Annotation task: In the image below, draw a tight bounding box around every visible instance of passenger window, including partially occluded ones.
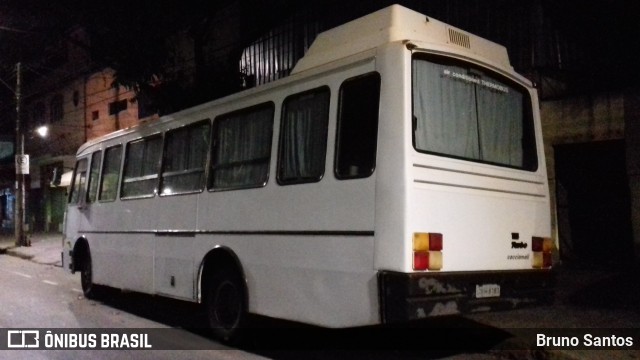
[99,145,122,202]
[122,135,162,198]
[69,159,88,205]
[335,73,381,179]
[277,87,330,185]
[210,103,274,191]
[161,120,210,195]
[87,151,102,203]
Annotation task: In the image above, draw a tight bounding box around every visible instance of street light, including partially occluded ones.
[36,125,49,138]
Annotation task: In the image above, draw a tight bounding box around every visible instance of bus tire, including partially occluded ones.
[80,250,103,300]
[205,267,247,344]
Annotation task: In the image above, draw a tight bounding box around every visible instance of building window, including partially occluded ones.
[277,87,330,185]
[137,93,156,119]
[50,94,63,123]
[109,99,128,116]
[92,111,99,121]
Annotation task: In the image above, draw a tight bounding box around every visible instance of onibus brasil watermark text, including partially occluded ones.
[5,329,151,350]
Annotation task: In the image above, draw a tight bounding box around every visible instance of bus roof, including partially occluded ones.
[76,4,514,155]
[291,4,512,74]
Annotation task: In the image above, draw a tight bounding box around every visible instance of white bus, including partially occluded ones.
[63,5,554,341]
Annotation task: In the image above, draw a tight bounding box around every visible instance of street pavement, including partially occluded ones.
[1,232,639,359]
[0,231,62,267]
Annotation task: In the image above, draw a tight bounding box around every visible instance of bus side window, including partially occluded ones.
[335,72,381,179]
[210,103,274,191]
[99,145,122,202]
[87,151,102,203]
[161,120,211,195]
[277,87,330,185]
[122,135,163,199]
[69,159,88,205]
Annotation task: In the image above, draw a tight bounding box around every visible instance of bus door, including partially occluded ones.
[63,156,89,270]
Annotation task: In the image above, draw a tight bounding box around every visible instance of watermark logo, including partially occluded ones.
[7,330,39,348]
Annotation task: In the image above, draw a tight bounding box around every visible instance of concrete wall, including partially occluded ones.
[540,92,637,258]
[624,90,640,259]
[85,69,158,140]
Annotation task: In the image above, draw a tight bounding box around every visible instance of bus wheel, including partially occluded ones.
[206,268,247,343]
[80,251,102,299]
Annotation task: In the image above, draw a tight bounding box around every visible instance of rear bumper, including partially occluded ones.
[378,269,555,323]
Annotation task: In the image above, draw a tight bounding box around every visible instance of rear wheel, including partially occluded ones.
[206,268,247,343]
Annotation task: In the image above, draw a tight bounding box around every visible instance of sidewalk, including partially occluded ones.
[0,233,638,359]
[0,231,63,267]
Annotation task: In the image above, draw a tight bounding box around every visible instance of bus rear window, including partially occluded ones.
[412,54,537,171]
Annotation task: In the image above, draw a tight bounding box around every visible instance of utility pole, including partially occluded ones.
[15,62,29,247]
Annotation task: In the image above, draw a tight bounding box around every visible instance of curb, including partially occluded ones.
[4,247,36,261]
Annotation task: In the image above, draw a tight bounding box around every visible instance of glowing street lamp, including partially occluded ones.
[36,125,49,138]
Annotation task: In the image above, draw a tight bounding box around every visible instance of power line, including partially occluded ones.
[0,76,15,95]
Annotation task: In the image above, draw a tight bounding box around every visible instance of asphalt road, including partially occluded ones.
[0,254,505,360]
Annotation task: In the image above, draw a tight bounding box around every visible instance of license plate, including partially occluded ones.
[475,284,500,298]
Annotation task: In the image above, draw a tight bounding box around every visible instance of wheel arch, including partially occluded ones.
[197,245,248,307]
[71,236,90,273]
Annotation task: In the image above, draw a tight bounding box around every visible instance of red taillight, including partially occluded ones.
[428,233,443,251]
[532,237,553,269]
[413,233,443,271]
[414,251,429,270]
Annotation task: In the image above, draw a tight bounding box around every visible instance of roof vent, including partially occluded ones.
[448,28,470,48]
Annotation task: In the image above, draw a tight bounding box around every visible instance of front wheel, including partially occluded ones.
[206,268,247,343]
[80,251,103,299]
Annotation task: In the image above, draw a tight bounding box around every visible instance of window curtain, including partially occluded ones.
[213,106,273,189]
[99,146,121,201]
[162,122,209,194]
[122,136,161,197]
[413,60,479,159]
[413,59,525,168]
[280,90,329,182]
[476,84,523,167]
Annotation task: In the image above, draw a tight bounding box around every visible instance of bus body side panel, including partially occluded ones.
[193,233,378,327]
[90,198,157,294]
[372,42,412,273]
[153,195,198,299]
[194,60,380,328]
[195,178,379,327]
